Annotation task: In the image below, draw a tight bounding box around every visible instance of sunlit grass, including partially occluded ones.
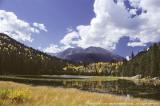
[0,81,159,106]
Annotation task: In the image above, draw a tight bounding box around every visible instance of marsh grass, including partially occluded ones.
[0,81,160,106]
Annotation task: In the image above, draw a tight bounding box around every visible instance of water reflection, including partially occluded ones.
[62,79,160,100]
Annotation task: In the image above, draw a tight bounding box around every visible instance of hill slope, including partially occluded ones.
[0,33,68,75]
[56,47,124,63]
[119,43,160,77]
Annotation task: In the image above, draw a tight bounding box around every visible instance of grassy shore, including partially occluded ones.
[0,75,120,82]
[1,75,159,87]
[0,81,159,106]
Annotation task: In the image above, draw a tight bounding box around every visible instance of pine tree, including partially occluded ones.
[151,43,159,77]
[131,51,134,59]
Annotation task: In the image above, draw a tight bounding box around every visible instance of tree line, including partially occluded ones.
[119,43,160,77]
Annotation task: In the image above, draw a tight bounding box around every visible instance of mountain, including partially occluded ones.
[119,43,160,77]
[0,33,69,75]
[56,46,124,63]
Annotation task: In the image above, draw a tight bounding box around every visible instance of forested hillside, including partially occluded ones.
[0,33,124,75]
[0,33,68,75]
[119,43,160,77]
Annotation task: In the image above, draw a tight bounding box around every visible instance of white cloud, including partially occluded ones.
[0,10,47,42]
[126,56,130,61]
[66,27,73,33]
[43,31,79,53]
[43,0,160,53]
[43,44,69,53]
[58,0,160,51]
[33,22,48,32]
[127,42,146,47]
[60,31,80,47]
[43,44,62,53]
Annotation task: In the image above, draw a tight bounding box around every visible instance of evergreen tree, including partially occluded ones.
[151,43,159,77]
[131,51,134,59]
[119,43,160,77]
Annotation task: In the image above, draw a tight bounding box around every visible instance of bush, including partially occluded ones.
[0,88,31,104]
[9,88,31,103]
[0,89,11,99]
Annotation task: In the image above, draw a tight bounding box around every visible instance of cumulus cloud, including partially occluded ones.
[66,27,73,33]
[43,44,62,53]
[43,30,80,53]
[33,22,48,32]
[60,31,80,47]
[43,0,160,53]
[57,0,160,52]
[0,10,47,42]
[43,44,69,53]
[127,42,146,47]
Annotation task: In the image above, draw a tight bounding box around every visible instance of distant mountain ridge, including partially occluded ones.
[55,46,125,63]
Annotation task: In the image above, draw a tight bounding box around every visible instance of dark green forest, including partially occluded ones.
[119,43,160,77]
[0,33,69,75]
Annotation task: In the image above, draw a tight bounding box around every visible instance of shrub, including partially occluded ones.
[0,88,31,104]
[9,88,31,103]
[0,89,11,99]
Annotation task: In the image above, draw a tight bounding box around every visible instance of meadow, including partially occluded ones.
[0,81,160,106]
[0,75,160,106]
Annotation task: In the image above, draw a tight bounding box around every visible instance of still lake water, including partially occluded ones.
[62,79,160,100]
[1,75,160,100]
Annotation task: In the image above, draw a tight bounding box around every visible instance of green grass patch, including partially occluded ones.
[0,75,121,81]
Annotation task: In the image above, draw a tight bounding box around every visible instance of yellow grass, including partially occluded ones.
[0,81,159,106]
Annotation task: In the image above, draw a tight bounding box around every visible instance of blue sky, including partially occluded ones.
[0,0,160,57]
[0,0,94,48]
